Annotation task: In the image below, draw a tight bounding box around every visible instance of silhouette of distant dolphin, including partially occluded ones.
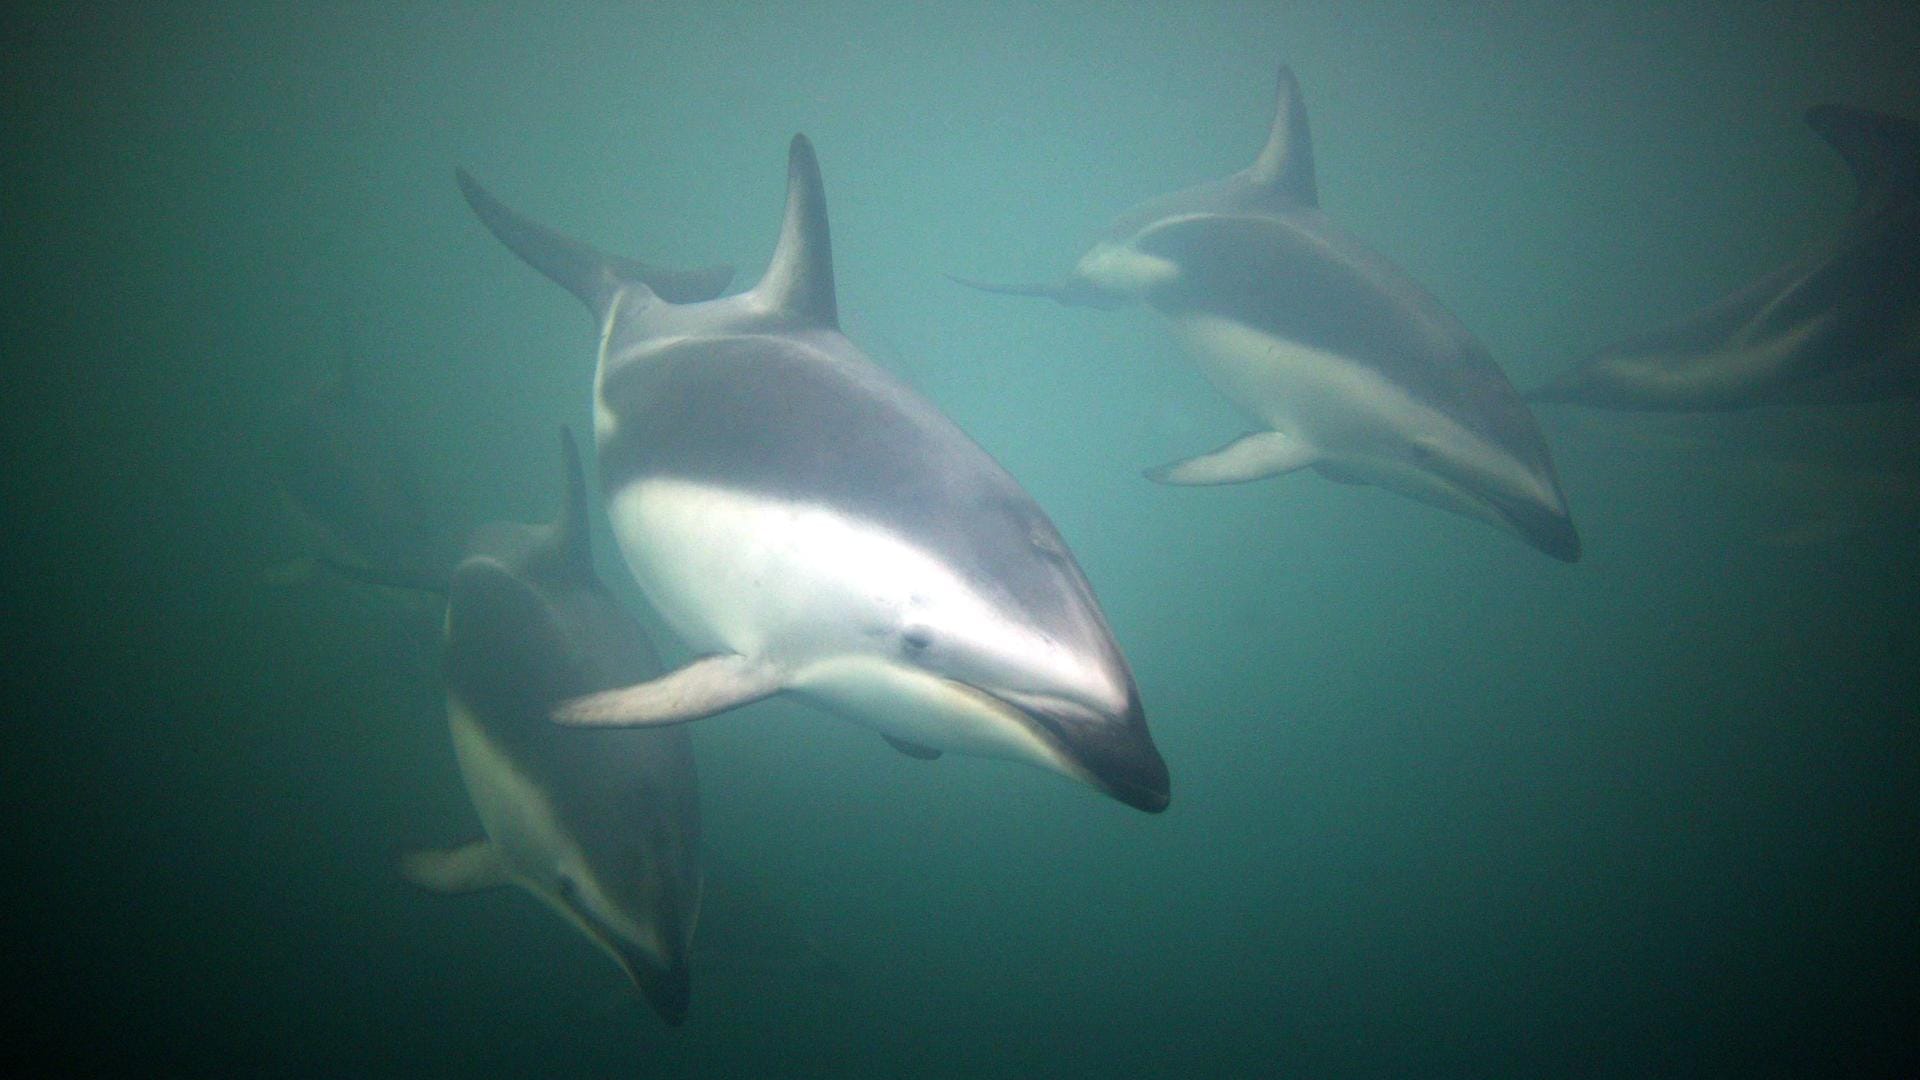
[957,66,1579,561]
[1530,104,1920,412]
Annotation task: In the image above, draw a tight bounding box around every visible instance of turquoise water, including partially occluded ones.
[6,2,1917,1075]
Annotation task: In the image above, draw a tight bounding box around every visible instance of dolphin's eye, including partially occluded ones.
[902,628,933,652]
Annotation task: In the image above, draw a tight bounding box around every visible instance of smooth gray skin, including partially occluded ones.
[958,66,1580,562]
[456,136,1169,812]
[403,431,702,1026]
[1530,105,1920,412]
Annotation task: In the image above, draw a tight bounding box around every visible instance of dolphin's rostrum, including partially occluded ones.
[458,136,1170,812]
[959,66,1581,562]
[1530,103,1920,412]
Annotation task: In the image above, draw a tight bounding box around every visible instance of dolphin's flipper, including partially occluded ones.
[881,734,943,760]
[1146,430,1318,486]
[554,653,783,727]
[399,840,511,894]
[455,169,733,312]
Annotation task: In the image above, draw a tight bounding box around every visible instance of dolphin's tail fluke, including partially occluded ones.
[455,169,734,315]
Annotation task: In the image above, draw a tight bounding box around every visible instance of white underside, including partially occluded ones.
[1076,234,1562,528]
[446,697,664,966]
[603,477,1086,774]
[1173,312,1558,528]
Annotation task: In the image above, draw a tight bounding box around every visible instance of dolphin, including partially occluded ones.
[956,66,1580,562]
[400,430,703,1026]
[269,354,463,593]
[1529,104,1920,412]
[456,136,1169,812]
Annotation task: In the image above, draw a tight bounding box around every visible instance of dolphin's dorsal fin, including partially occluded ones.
[751,135,839,328]
[1248,66,1318,207]
[456,169,734,318]
[553,426,594,581]
[1806,104,1920,215]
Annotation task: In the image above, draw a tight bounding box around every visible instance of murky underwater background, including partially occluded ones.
[5,2,1918,1075]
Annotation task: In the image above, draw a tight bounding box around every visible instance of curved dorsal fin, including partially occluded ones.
[1806,104,1920,215]
[553,426,594,580]
[1248,65,1318,208]
[751,135,839,327]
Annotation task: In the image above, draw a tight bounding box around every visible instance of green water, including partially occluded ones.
[6,2,1917,1075]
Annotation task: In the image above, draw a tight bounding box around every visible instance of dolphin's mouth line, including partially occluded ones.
[961,683,1171,813]
[556,877,691,1023]
[1482,488,1581,562]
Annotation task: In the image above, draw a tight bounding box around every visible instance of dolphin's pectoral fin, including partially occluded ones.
[398,839,510,894]
[554,653,782,727]
[881,733,943,760]
[1145,430,1318,486]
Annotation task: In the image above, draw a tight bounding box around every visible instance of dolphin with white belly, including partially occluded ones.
[401,430,702,1025]
[1529,104,1920,412]
[457,136,1169,812]
[956,66,1580,561]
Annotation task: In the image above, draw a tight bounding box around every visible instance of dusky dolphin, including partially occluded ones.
[269,355,462,592]
[456,135,1170,812]
[401,430,703,1025]
[1529,104,1920,412]
[956,66,1580,562]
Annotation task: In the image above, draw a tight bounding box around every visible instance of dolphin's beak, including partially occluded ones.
[1495,494,1582,563]
[562,878,695,1026]
[995,689,1172,813]
[636,952,692,1027]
